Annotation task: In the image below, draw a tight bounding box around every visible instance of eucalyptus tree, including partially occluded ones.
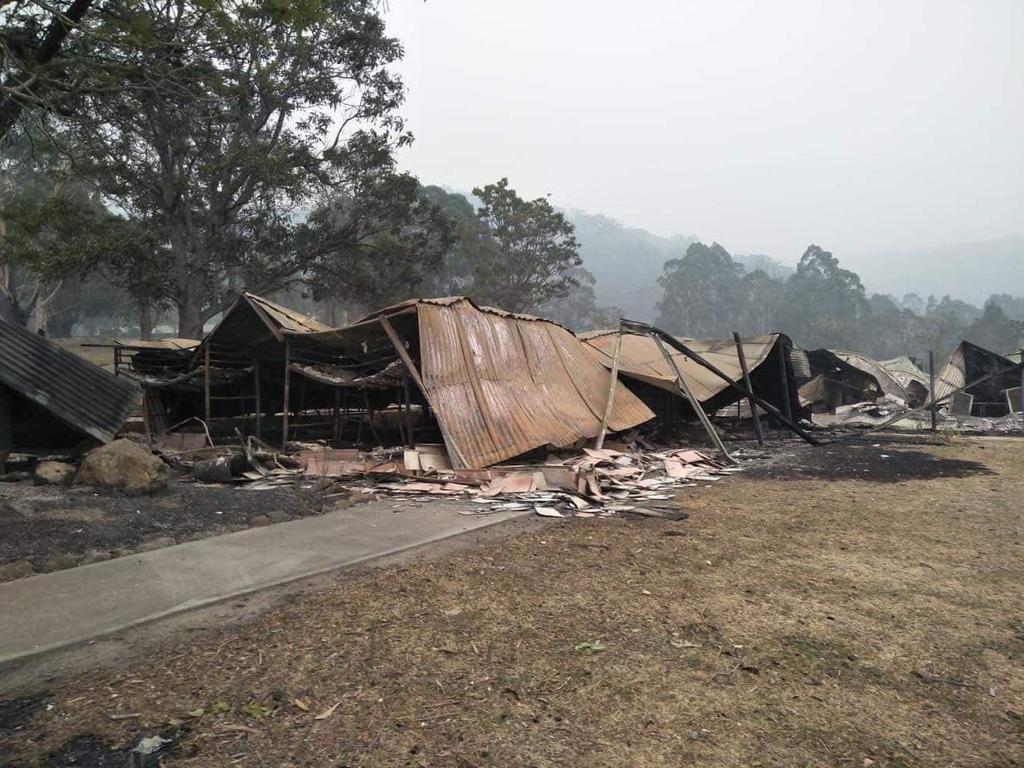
[468,177,581,313]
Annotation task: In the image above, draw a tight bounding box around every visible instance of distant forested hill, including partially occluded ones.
[565,211,696,321]
[565,211,796,321]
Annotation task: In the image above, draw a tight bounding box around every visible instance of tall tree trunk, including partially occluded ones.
[139,304,154,340]
[32,298,47,336]
[177,296,204,339]
[0,265,31,326]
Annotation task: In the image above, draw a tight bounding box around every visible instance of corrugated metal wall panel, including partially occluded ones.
[933,345,967,403]
[0,318,139,444]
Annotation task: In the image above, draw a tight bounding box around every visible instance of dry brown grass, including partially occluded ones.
[3,436,1023,767]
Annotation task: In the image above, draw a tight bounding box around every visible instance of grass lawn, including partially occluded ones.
[3,436,1022,767]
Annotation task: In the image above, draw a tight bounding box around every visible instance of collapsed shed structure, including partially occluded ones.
[933,341,1022,417]
[291,297,655,468]
[877,355,930,405]
[119,294,654,468]
[0,317,139,460]
[116,292,331,438]
[581,330,804,423]
[800,349,891,412]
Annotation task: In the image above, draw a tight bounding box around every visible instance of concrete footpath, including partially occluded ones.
[0,502,527,666]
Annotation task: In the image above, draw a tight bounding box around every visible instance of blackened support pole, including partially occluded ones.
[281,338,291,450]
[928,350,937,431]
[332,387,340,446]
[733,331,764,446]
[403,380,414,447]
[253,356,262,439]
[0,387,11,472]
[777,344,793,422]
[203,343,211,433]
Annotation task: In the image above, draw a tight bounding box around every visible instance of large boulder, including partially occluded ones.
[34,460,77,486]
[77,439,168,495]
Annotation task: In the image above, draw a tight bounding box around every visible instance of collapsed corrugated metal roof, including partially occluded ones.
[880,355,929,391]
[202,292,330,350]
[296,297,654,468]
[833,351,910,402]
[111,338,201,351]
[0,317,139,444]
[581,331,784,404]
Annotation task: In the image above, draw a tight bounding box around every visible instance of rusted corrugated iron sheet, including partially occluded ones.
[582,330,783,404]
[417,300,653,468]
[246,293,331,334]
[933,344,967,403]
[0,317,139,444]
[112,338,200,351]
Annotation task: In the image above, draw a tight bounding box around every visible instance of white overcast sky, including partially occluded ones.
[384,0,1023,266]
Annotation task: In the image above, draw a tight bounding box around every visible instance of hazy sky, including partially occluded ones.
[385,0,1023,266]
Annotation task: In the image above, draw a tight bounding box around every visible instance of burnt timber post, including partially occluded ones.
[733,331,764,445]
[253,356,262,439]
[203,343,212,432]
[0,386,11,471]
[281,337,291,450]
[332,386,341,446]
[928,350,937,431]
[403,380,414,447]
[777,344,793,422]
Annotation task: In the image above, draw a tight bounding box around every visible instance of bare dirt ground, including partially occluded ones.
[2,434,1022,767]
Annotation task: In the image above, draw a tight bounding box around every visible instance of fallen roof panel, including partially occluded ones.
[0,317,139,444]
[582,330,783,404]
[833,350,908,401]
[110,338,201,351]
[417,300,653,468]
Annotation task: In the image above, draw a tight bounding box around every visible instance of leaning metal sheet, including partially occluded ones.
[417,301,653,468]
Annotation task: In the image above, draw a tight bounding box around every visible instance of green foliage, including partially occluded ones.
[43,0,409,337]
[418,185,496,297]
[655,242,745,337]
[777,245,868,348]
[300,170,455,314]
[469,178,582,312]
[651,238,1024,361]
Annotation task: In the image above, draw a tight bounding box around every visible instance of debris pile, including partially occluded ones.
[295,441,740,518]
[832,395,907,423]
[820,398,1023,434]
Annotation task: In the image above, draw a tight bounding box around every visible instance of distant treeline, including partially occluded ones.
[650,241,1024,361]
